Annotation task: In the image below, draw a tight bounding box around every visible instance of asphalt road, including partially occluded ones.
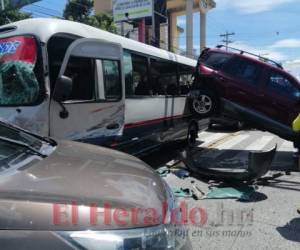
[142,127,300,250]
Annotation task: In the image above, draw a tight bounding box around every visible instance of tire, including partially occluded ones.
[236,121,245,130]
[189,89,218,118]
[187,122,198,148]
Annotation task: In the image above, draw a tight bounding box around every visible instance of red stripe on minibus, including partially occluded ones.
[124,115,186,129]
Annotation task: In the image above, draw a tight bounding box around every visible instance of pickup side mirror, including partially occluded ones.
[53,76,73,103]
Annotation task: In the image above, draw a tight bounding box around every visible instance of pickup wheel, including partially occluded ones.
[190,90,218,118]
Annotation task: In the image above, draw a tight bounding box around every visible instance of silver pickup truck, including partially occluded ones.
[0,120,191,250]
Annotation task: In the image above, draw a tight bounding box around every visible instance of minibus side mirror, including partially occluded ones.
[53,76,73,103]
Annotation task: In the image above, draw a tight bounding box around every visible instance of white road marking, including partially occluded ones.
[198,132,229,146]
[217,135,249,150]
[202,134,249,159]
[278,140,296,152]
[244,136,275,151]
[193,130,295,170]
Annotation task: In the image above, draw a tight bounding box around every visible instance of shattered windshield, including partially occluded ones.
[0,36,42,106]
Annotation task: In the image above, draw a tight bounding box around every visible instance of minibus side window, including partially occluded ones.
[47,35,77,93]
[131,54,151,96]
[178,64,194,95]
[64,56,96,101]
[150,59,178,96]
[102,60,121,100]
[123,51,134,96]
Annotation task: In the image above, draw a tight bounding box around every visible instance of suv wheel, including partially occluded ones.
[190,90,217,118]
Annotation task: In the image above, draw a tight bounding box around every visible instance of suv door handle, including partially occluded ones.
[106,123,120,130]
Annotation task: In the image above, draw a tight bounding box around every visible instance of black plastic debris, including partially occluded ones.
[180,146,277,183]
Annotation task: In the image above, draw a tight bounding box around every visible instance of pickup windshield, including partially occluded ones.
[0,122,50,171]
[0,35,42,106]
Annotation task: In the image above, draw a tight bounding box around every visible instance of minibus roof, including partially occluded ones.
[0,18,196,67]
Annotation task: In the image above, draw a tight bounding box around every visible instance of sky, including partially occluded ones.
[22,0,300,68]
[177,0,300,65]
[22,0,67,18]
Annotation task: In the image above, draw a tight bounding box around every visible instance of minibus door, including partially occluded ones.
[49,38,125,145]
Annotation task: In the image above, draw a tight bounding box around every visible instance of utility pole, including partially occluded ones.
[186,0,193,58]
[220,32,235,50]
[152,0,156,46]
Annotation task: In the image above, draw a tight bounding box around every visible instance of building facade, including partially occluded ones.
[94,0,215,58]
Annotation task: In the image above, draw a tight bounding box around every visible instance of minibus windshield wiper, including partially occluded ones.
[0,136,47,158]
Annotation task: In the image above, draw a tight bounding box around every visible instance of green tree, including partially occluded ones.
[85,13,117,33]
[63,0,116,33]
[63,0,93,22]
[0,0,31,26]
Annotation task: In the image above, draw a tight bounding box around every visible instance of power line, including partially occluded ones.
[26,8,62,18]
[220,31,235,50]
[31,4,63,16]
[43,0,92,10]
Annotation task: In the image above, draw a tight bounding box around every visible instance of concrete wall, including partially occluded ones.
[94,0,112,14]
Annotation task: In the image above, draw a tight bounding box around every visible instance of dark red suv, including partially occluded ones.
[191,45,300,147]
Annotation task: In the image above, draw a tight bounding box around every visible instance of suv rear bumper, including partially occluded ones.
[221,98,298,143]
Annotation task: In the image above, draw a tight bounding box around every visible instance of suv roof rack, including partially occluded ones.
[216,45,283,69]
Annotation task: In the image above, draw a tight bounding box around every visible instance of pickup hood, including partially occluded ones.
[0,141,168,230]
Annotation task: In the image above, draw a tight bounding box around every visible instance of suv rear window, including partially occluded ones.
[200,51,233,70]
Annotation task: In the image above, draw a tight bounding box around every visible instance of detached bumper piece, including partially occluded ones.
[180,146,277,183]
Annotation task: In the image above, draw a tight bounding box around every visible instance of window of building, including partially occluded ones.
[267,71,300,98]
[151,59,178,95]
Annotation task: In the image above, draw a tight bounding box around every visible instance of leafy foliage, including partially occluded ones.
[85,13,117,33]
[63,0,117,33]
[0,0,31,26]
[63,0,93,22]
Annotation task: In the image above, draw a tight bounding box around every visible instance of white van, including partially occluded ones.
[0,18,202,155]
